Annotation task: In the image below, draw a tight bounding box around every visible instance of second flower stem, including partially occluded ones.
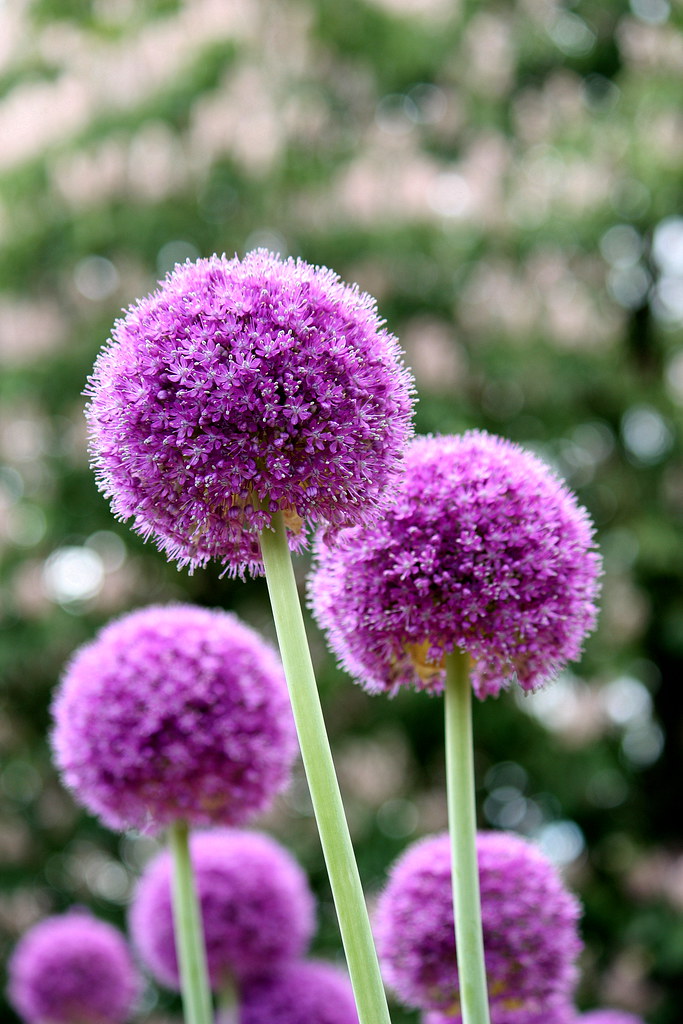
[218,978,239,1024]
[168,819,213,1024]
[259,511,391,1024]
[444,650,491,1024]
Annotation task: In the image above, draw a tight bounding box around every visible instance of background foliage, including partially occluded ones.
[1,0,682,1021]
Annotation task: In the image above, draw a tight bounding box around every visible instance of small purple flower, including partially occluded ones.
[239,960,360,1024]
[374,830,582,1022]
[129,829,315,990]
[309,431,601,698]
[51,604,296,833]
[7,911,140,1024]
[577,1013,646,1024]
[85,250,414,576]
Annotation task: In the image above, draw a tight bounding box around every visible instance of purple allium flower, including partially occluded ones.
[374,830,582,1023]
[7,911,140,1024]
[423,1004,577,1024]
[85,250,415,576]
[577,1013,646,1024]
[239,960,359,1024]
[51,604,296,833]
[309,431,601,698]
[129,829,315,990]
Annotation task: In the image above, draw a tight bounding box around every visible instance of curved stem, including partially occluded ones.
[168,819,213,1024]
[259,512,391,1024]
[444,650,491,1024]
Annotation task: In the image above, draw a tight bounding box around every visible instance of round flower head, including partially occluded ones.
[7,911,140,1024]
[310,431,601,698]
[85,250,414,576]
[578,1014,646,1024]
[374,830,582,1022]
[239,960,359,1024]
[129,828,315,990]
[51,604,296,833]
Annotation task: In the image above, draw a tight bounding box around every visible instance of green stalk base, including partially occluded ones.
[259,511,391,1024]
[169,820,213,1024]
[218,978,239,1024]
[444,651,491,1024]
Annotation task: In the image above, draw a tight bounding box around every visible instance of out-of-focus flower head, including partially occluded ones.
[7,911,140,1024]
[310,431,601,698]
[239,960,359,1024]
[85,250,415,576]
[374,830,583,1022]
[577,1013,646,1024]
[423,1005,576,1024]
[129,829,315,990]
[51,604,296,833]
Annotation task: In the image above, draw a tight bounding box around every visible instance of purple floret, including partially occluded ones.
[374,830,583,1022]
[85,249,415,576]
[51,604,296,833]
[309,431,601,698]
[239,960,359,1024]
[7,911,140,1024]
[578,1013,646,1024]
[129,829,315,990]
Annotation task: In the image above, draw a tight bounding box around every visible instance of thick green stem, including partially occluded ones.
[444,650,491,1024]
[259,512,391,1024]
[168,820,213,1024]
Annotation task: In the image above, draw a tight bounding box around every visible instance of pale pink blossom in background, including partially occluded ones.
[462,12,516,97]
[627,852,683,913]
[599,948,661,1019]
[0,299,68,365]
[599,574,651,646]
[401,317,466,392]
[366,0,456,22]
[617,17,683,70]
[0,0,256,172]
[641,111,683,167]
[336,138,442,224]
[0,76,91,171]
[51,138,131,210]
[189,67,284,174]
[0,3,25,73]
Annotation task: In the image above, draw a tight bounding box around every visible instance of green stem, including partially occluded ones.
[444,650,491,1024]
[168,820,213,1024]
[218,977,239,1024]
[259,511,391,1024]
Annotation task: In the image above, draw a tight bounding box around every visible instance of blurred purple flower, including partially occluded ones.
[7,911,140,1024]
[129,829,315,990]
[577,1013,646,1024]
[51,604,296,832]
[374,830,582,1022]
[309,431,601,698]
[424,1005,576,1024]
[85,250,414,576]
[239,960,359,1024]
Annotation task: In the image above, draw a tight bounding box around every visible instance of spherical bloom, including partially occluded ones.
[577,1013,646,1024]
[309,431,601,698]
[7,911,140,1024]
[374,830,582,1023]
[85,249,415,576]
[129,829,315,990]
[239,960,359,1024]
[51,604,296,833]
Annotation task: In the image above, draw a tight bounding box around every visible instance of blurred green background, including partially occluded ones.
[1,0,682,1021]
